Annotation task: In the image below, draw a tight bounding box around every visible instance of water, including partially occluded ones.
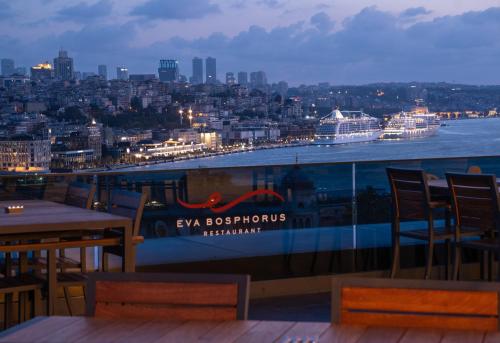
[130,118,500,171]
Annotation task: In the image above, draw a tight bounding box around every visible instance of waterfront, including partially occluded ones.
[130,118,500,171]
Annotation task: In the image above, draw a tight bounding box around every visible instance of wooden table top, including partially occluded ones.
[0,200,132,234]
[0,317,497,343]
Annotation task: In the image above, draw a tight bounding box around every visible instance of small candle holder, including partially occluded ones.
[5,205,24,214]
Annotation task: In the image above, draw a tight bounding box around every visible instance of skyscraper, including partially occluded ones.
[237,72,248,85]
[116,67,129,80]
[53,50,74,81]
[98,65,107,80]
[226,72,235,85]
[158,59,179,82]
[205,57,216,84]
[192,57,203,84]
[1,59,15,76]
[250,71,267,89]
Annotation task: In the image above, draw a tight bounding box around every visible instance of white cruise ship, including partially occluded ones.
[383,108,440,139]
[314,110,382,145]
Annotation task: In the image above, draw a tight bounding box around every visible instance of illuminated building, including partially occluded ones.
[0,138,51,172]
[205,57,216,84]
[158,59,179,82]
[30,62,53,81]
[237,71,248,85]
[53,50,74,81]
[116,66,129,80]
[1,59,15,76]
[191,57,203,84]
[98,65,107,80]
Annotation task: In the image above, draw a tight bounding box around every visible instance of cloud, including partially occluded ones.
[310,12,334,32]
[400,7,432,18]
[0,0,13,19]
[4,6,500,85]
[56,0,113,23]
[257,0,285,9]
[131,0,220,20]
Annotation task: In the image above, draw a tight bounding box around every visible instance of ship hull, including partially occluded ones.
[314,130,382,145]
[382,126,439,140]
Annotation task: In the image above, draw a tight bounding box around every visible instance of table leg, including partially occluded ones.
[122,224,134,273]
[47,249,57,316]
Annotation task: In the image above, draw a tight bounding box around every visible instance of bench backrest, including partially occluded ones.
[86,272,250,321]
[332,277,500,331]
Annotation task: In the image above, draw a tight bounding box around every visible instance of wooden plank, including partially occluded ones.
[72,319,149,343]
[399,329,443,343]
[0,317,79,342]
[484,332,500,343]
[277,322,330,342]
[199,320,259,343]
[232,321,296,343]
[440,330,486,343]
[342,287,498,316]
[356,327,406,343]
[95,280,238,305]
[38,318,124,343]
[95,303,237,321]
[153,321,220,342]
[319,324,366,343]
[106,320,184,343]
[341,311,497,331]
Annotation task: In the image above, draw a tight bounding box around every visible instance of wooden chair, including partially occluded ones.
[387,168,452,279]
[86,272,250,320]
[101,190,147,272]
[446,173,500,280]
[0,243,46,330]
[332,277,500,331]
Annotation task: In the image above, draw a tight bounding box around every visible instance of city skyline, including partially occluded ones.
[1,1,500,85]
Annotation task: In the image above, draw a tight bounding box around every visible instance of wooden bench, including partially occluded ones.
[332,277,500,331]
[86,272,250,321]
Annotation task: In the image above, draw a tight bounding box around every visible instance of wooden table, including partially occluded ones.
[0,200,133,315]
[0,317,497,342]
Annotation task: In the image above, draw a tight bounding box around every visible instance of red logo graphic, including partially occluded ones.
[177,189,284,214]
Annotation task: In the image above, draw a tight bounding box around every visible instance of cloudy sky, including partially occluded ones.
[2,0,500,85]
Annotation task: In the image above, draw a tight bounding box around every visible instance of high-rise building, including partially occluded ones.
[116,66,129,80]
[250,71,267,89]
[98,65,107,80]
[30,62,53,81]
[14,67,27,76]
[158,59,179,82]
[53,50,74,81]
[237,71,248,85]
[1,59,15,76]
[192,57,203,84]
[226,72,235,85]
[205,57,216,84]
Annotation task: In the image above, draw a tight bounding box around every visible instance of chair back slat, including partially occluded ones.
[387,168,430,220]
[86,272,250,320]
[109,190,147,236]
[446,173,500,232]
[65,182,96,209]
[333,278,500,331]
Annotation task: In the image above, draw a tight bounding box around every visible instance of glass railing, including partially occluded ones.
[2,154,500,280]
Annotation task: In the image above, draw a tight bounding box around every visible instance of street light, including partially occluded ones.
[188,114,193,127]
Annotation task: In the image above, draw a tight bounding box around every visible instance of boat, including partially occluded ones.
[314,110,382,145]
[383,107,440,139]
